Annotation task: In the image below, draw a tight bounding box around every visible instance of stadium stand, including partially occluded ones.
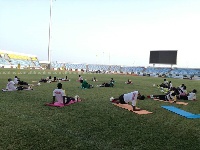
[0,57,10,66]
[0,50,41,69]
[31,57,41,68]
[87,64,110,72]
[170,68,200,75]
[110,65,121,72]
[51,62,63,69]
[120,66,145,74]
[143,67,172,77]
[1,50,200,80]
[66,63,87,71]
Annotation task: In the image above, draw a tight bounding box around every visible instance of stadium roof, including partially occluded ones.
[0,50,37,57]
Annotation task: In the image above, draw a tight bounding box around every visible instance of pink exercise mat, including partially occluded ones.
[45,100,81,107]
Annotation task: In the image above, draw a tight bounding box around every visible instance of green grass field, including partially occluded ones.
[0,68,200,150]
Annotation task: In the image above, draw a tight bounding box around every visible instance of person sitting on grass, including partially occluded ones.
[51,77,58,82]
[178,89,197,101]
[110,78,115,87]
[159,78,169,88]
[178,85,187,97]
[168,81,173,89]
[125,79,132,84]
[110,77,115,84]
[78,75,83,83]
[13,76,20,84]
[92,77,98,82]
[80,79,93,89]
[52,83,80,105]
[110,91,145,111]
[179,84,185,90]
[3,78,18,91]
[2,78,33,91]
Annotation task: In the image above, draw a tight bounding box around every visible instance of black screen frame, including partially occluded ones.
[149,50,177,65]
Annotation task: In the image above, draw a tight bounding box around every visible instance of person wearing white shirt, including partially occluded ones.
[52,83,80,104]
[163,79,169,86]
[179,89,197,100]
[52,83,66,104]
[13,76,19,84]
[110,91,145,111]
[2,78,33,91]
[168,81,173,89]
[6,78,17,91]
[159,79,169,88]
[179,84,185,91]
[148,89,178,103]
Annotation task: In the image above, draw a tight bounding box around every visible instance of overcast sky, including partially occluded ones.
[0,0,200,68]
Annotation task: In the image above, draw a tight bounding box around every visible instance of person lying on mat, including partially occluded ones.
[58,76,70,81]
[149,92,177,102]
[39,76,51,83]
[17,80,33,90]
[148,88,178,103]
[52,83,80,105]
[110,91,145,111]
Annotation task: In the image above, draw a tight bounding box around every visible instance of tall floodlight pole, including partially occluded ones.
[47,0,53,69]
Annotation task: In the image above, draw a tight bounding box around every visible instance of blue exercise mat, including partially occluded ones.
[162,106,200,119]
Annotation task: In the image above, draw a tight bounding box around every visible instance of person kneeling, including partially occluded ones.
[81,80,93,89]
[110,91,145,111]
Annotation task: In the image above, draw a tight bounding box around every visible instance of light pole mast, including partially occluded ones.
[47,0,52,69]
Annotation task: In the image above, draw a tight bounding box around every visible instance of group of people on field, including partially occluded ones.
[151,79,197,102]
[2,76,33,91]
[2,75,197,112]
[39,76,70,83]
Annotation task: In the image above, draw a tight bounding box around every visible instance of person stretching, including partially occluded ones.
[110,91,145,111]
